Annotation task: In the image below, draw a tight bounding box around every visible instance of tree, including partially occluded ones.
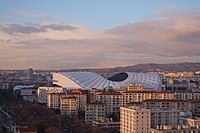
[45,126,62,133]
[1,126,8,133]
[37,125,45,133]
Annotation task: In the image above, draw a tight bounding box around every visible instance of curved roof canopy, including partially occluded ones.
[54,72,161,90]
[13,85,37,91]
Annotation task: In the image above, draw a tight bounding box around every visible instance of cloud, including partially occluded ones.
[0,23,77,35]
[1,10,34,17]
[106,10,200,57]
[41,24,77,31]
[0,10,200,69]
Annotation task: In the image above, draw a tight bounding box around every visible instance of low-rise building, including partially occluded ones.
[13,85,38,102]
[151,125,200,133]
[180,117,200,128]
[92,117,120,129]
[38,87,63,103]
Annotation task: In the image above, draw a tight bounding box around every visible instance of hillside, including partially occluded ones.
[34,62,200,74]
[74,62,200,73]
[104,62,200,73]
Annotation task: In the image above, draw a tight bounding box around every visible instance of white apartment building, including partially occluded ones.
[47,92,67,109]
[85,102,106,124]
[60,97,78,117]
[120,106,151,133]
[96,93,122,116]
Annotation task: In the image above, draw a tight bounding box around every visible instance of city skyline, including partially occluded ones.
[0,1,200,69]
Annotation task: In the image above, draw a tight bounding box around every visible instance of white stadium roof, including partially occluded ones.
[53,72,161,90]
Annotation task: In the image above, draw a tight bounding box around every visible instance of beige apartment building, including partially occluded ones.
[96,93,122,116]
[67,92,87,112]
[85,102,106,124]
[60,97,78,117]
[128,84,143,91]
[120,106,151,133]
[122,91,174,106]
[47,92,67,109]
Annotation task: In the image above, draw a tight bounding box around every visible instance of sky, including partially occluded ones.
[0,0,200,69]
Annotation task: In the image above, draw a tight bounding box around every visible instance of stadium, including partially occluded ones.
[53,72,161,90]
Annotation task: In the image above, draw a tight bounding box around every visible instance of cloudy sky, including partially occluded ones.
[0,0,200,69]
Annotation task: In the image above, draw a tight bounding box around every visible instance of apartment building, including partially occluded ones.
[143,99,200,117]
[122,91,174,107]
[143,99,189,112]
[60,97,78,117]
[67,92,87,112]
[96,93,122,116]
[128,84,143,91]
[189,100,200,117]
[151,109,180,129]
[85,102,106,124]
[47,92,67,109]
[174,92,200,100]
[151,125,200,133]
[120,106,151,133]
[89,90,104,102]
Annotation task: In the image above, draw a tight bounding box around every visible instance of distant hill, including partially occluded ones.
[32,62,200,74]
[102,62,200,73]
[57,62,200,74]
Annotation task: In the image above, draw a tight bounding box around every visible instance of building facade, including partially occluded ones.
[120,106,151,133]
[60,97,78,117]
[47,92,67,109]
[96,93,122,116]
[85,103,106,124]
[122,91,174,107]
[38,87,63,103]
